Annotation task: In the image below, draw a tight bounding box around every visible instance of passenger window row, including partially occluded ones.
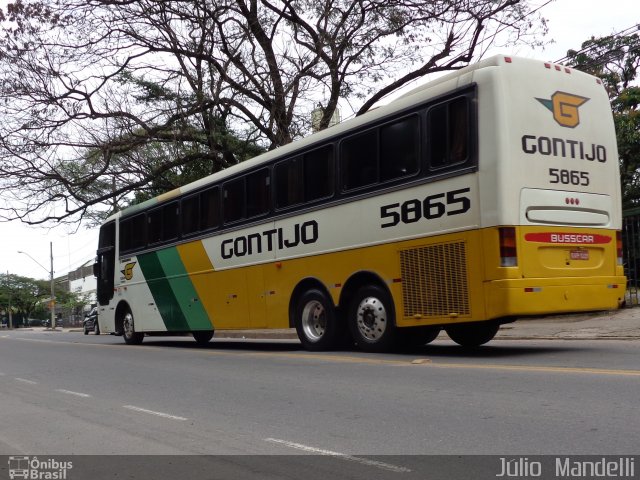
[119,93,474,254]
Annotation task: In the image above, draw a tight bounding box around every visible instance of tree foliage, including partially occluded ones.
[564,31,640,208]
[0,0,547,225]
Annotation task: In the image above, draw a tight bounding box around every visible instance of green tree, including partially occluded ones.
[0,273,76,326]
[563,31,640,208]
[0,0,548,225]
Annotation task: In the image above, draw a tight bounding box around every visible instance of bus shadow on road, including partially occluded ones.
[136,336,593,359]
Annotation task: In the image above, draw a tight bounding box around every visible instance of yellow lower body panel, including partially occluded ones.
[485,276,627,319]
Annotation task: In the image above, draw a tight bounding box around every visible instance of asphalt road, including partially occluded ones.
[0,330,638,477]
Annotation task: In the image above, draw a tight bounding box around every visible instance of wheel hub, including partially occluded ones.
[301,300,326,342]
[356,296,387,341]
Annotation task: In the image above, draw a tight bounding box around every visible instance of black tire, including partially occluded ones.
[122,310,144,345]
[293,288,343,351]
[83,325,89,335]
[193,331,214,346]
[445,322,499,347]
[396,326,441,349]
[94,321,100,335]
[348,285,397,353]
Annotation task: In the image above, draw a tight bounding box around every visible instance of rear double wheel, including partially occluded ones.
[294,289,345,351]
[348,285,397,353]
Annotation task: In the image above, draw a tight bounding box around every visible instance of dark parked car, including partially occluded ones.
[83,307,100,335]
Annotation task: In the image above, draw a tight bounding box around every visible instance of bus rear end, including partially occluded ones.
[479,57,626,321]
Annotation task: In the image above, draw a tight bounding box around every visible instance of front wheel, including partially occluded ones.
[94,321,100,335]
[348,285,396,353]
[122,311,144,345]
[193,331,214,346]
[293,289,344,351]
[445,322,499,347]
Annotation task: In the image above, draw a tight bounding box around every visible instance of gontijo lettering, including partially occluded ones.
[221,220,318,259]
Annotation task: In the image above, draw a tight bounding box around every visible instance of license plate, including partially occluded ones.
[570,250,589,260]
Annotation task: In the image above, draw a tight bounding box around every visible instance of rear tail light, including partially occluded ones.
[499,227,517,267]
[616,231,623,265]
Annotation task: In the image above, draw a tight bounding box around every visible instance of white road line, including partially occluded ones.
[14,378,38,385]
[264,438,411,473]
[122,405,188,421]
[55,389,92,398]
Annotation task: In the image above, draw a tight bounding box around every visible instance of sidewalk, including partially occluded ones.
[16,307,640,340]
[214,308,640,341]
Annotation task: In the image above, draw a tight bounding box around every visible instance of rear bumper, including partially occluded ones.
[485,276,627,319]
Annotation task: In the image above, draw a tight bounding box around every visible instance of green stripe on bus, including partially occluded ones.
[155,248,213,331]
[137,251,191,331]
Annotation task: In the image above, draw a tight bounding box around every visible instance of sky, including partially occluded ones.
[1,0,638,281]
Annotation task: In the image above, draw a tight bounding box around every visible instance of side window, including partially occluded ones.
[147,202,179,244]
[181,194,200,236]
[428,97,469,169]
[147,208,163,245]
[304,146,333,202]
[380,115,419,182]
[341,130,377,191]
[120,213,146,253]
[275,157,303,209]
[200,187,220,231]
[246,168,271,218]
[162,202,179,241]
[223,178,245,224]
[275,147,333,210]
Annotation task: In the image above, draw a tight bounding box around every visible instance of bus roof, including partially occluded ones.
[108,54,595,222]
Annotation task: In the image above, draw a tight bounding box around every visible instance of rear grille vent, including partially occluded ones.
[399,242,470,317]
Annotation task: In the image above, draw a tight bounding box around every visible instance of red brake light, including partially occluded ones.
[499,227,517,267]
[617,231,623,266]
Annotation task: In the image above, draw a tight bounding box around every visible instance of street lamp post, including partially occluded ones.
[17,241,56,330]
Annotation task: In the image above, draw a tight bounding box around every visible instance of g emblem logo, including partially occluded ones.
[536,91,589,128]
[121,262,136,281]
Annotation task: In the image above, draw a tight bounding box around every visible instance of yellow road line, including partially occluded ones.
[4,335,640,377]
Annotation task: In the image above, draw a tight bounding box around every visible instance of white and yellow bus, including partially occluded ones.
[94,55,626,352]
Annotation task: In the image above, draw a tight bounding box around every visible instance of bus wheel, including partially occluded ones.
[396,326,440,349]
[122,311,144,345]
[445,322,499,347]
[348,285,396,353]
[294,289,341,351]
[193,331,214,346]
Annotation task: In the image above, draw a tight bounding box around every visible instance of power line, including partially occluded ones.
[554,24,640,64]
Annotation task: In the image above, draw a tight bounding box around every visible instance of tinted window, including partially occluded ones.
[181,194,200,236]
[275,157,303,209]
[120,214,146,253]
[429,97,469,169]
[162,202,179,241]
[223,178,245,224]
[147,208,163,244]
[304,146,333,202]
[380,116,419,182]
[341,130,377,190]
[246,169,270,218]
[200,187,220,230]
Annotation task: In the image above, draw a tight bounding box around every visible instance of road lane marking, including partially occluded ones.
[56,389,92,398]
[264,438,411,473]
[15,378,38,385]
[122,405,188,421]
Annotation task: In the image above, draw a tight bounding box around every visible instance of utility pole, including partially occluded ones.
[50,242,56,331]
[7,270,12,329]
